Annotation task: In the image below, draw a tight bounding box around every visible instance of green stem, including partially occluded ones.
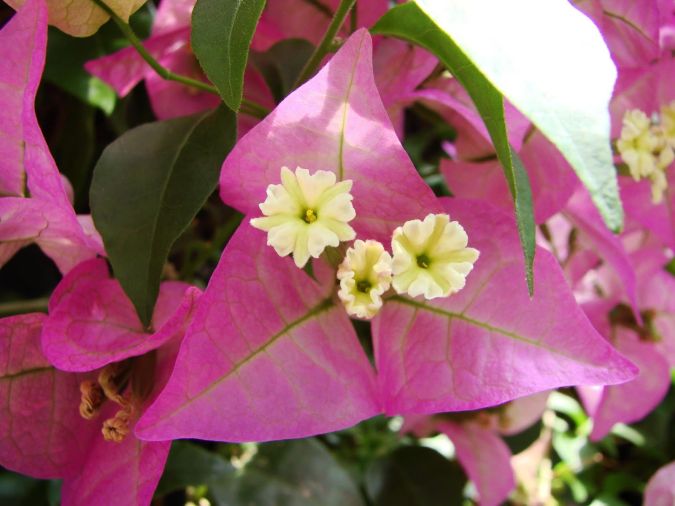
[0,298,49,317]
[292,0,356,89]
[241,98,270,119]
[90,0,269,119]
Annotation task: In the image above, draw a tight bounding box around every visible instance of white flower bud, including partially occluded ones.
[337,240,392,319]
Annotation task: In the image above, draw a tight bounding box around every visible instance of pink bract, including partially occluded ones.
[373,198,637,415]
[564,189,640,318]
[441,130,578,224]
[41,257,200,372]
[255,0,388,49]
[135,223,380,442]
[645,460,675,506]
[0,313,179,506]
[439,421,516,506]
[0,0,102,272]
[220,29,441,244]
[576,0,661,69]
[0,313,93,478]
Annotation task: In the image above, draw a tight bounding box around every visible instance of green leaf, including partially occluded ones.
[210,439,365,506]
[250,39,315,103]
[365,446,466,506]
[155,442,234,497]
[376,0,623,232]
[44,28,116,114]
[191,0,266,110]
[90,106,237,326]
[373,3,536,293]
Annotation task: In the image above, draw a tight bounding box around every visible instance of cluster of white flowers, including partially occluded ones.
[617,102,675,204]
[252,167,479,319]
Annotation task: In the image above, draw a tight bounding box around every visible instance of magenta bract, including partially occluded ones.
[0,0,102,272]
[42,258,199,372]
[373,198,637,415]
[136,223,380,442]
[220,29,441,245]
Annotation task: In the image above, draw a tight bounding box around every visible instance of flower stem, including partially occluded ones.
[90,0,269,119]
[0,298,49,317]
[292,0,356,89]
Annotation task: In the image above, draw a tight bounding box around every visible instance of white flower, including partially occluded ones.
[391,214,479,299]
[337,240,393,319]
[617,109,674,204]
[251,166,356,268]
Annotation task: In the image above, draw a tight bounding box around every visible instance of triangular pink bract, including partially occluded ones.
[373,198,637,414]
[136,223,380,442]
[42,258,200,372]
[220,29,441,244]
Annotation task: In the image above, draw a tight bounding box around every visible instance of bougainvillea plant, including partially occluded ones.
[0,0,673,504]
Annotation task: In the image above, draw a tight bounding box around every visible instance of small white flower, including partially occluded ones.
[337,240,393,319]
[391,213,479,300]
[617,109,674,204]
[251,166,356,268]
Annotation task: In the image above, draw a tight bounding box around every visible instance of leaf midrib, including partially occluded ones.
[142,116,205,321]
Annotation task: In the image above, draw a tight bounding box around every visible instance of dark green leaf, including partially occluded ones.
[250,39,315,103]
[210,439,365,506]
[44,28,116,114]
[191,0,266,110]
[373,3,535,293]
[156,442,234,497]
[90,106,236,326]
[365,446,466,506]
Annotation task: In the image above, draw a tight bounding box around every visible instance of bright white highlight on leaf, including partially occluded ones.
[617,109,674,204]
[337,240,393,319]
[391,214,479,299]
[251,167,356,268]
[413,0,622,230]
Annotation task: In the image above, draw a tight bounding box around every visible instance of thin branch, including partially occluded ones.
[292,0,356,89]
[0,298,49,317]
[90,0,270,119]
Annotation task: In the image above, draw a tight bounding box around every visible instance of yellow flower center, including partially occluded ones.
[303,208,318,223]
[251,167,356,268]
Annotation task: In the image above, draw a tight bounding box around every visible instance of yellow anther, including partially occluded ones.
[79,380,105,420]
[98,360,132,406]
[102,403,134,443]
[304,209,318,223]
